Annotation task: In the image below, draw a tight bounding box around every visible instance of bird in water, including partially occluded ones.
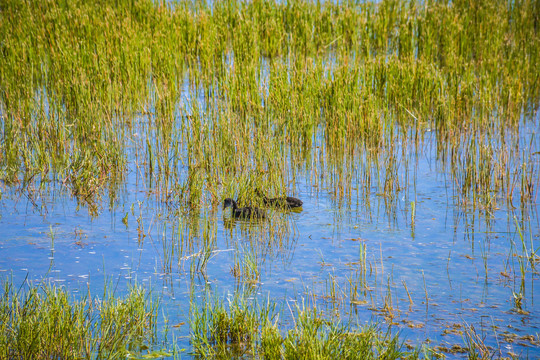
[256,190,303,209]
[223,198,266,219]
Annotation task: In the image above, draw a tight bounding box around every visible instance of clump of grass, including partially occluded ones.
[190,290,429,359]
[190,291,265,357]
[231,245,261,285]
[0,279,160,359]
[461,322,497,359]
[282,305,410,360]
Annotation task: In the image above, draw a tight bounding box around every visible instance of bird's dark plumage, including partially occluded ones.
[256,190,303,208]
[223,198,266,219]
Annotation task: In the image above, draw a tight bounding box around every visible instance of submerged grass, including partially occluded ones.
[0,278,160,359]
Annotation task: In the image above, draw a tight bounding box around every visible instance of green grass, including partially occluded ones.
[0,0,538,213]
[190,290,436,359]
[0,278,160,359]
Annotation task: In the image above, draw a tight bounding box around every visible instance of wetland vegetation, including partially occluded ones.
[1,0,539,358]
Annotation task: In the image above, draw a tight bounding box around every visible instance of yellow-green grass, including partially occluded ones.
[0,279,159,359]
[1,0,537,214]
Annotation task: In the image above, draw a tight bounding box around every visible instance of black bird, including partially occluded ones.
[223,198,266,219]
[256,190,303,209]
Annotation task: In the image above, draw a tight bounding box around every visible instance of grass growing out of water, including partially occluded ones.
[1,0,539,356]
[1,0,538,214]
[0,279,160,359]
[190,291,426,359]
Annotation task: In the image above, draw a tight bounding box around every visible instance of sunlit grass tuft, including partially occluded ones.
[0,279,160,359]
[190,291,428,359]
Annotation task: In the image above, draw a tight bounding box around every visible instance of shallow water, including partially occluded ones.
[1,117,539,359]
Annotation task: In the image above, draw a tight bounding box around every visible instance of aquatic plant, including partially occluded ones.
[190,290,422,359]
[0,0,537,214]
[0,279,160,359]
